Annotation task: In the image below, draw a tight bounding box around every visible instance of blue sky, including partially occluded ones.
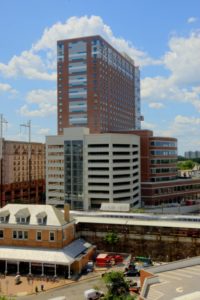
[0,0,200,154]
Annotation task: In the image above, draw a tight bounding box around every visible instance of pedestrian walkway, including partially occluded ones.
[0,275,74,297]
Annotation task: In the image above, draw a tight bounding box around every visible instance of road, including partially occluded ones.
[17,276,106,300]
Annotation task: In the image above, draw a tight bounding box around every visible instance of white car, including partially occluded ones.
[84,289,104,300]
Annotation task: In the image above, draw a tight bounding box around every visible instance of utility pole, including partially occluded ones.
[20,120,31,202]
[0,114,8,207]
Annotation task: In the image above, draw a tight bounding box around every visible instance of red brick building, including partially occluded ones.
[132,130,200,206]
[57,35,141,134]
[0,139,45,207]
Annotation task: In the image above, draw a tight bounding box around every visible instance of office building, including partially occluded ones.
[185,151,200,159]
[0,138,45,207]
[57,35,141,134]
[132,130,200,207]
[46,127,140,210]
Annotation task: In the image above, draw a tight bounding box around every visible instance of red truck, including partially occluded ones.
[96,253,123,267]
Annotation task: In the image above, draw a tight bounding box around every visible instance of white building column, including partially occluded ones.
[5,260,7,274]
[54,264,57,277]
[68,264,71,279]
[41,263,44,276]
[17,261,20,274]
[29,262,32,275]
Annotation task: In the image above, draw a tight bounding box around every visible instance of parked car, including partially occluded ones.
[84,289,104,300]
[81,261,94,275]
[124,269,140,277]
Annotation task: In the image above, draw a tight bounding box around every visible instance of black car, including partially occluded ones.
[124,269,140,277]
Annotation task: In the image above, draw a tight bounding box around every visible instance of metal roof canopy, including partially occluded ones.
[0,239,92,266]
[0,246,73,266]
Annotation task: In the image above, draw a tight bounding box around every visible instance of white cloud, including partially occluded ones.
[149,102,165,109]
[187,17,198,23]
[19,89,57,117]
[0,51,56,80]
[0,82,17,94]
[0,16,159,81]
[163,32,200,85]
[174,115,200,126]
[26,89,56,104]
[141,120,156,130]
[33,15,156,66]
[150,115,200,154]
[141,31,200,113]
[37,128,51,135]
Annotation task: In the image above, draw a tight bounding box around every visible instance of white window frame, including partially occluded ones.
[0,229,4,239]
[37,218,43,225]
[24,231,28,240]
[13,230,17,239]
[49,231,55,242]
[0,216,5,223]
[36,231,42,241]
[12,230,28,240]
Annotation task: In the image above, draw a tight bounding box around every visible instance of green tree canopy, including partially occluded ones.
[102,271,136,300]
[177,160,195,170]
[104,232,119,251]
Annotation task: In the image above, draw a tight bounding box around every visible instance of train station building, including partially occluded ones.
[0,204,94,277]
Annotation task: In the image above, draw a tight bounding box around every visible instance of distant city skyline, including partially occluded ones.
[0,0,200,154]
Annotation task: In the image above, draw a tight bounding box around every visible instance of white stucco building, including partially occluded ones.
[46,128,140,210]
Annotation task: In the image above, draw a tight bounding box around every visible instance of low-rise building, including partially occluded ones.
[0,204,94,277]
[74,210,200,261]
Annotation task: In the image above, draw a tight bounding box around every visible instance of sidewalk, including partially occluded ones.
[0,261,127,297]
[0,275,74,297]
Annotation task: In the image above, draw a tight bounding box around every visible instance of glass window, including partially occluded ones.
[18,231,23,239]
[13,231,17,239]
[49,231,55,241]
[36,231,42,241]
[24,231,28,240]
[0,230,4,239]
[0,217,4,222]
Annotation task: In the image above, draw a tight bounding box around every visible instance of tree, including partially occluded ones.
[104,232,119,251]
[102,271,137,300]
[177,160,195,170]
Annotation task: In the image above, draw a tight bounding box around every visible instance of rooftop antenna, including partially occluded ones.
[20,120,32,202]
[0,114,8,207]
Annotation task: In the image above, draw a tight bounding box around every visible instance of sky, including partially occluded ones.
[0,0,200,155]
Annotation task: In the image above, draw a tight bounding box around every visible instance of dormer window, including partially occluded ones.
[0,216,5,223]
[36,212,47,225]
[38,218,44,225]
[16,217,27,224]
[0,210,10,223]
[15,208,30,224]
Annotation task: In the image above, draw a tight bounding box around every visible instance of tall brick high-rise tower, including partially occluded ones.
[57,35,141,134]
